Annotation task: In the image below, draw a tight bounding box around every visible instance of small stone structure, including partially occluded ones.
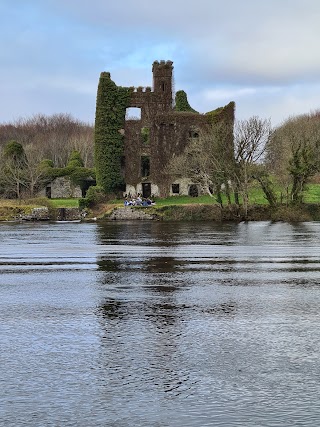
[38,177,82,199]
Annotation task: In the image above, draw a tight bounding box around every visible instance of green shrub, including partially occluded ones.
[67,150,84,168]
[79,185,106,209]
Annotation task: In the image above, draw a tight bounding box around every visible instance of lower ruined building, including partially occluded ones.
[95,60,235,198]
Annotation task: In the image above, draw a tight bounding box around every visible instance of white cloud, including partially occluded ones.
[0,0,320,125]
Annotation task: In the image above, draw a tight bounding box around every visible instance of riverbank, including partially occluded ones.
[103,203,320,222]
[0,204,82,222]
[2,200,320,222]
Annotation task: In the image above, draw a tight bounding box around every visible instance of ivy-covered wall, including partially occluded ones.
[94,72,131,194]
[94,61,235,197]
[174,90,198,113]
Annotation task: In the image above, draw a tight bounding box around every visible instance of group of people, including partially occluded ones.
[124,193,155,207]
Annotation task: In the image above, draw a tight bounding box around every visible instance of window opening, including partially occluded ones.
[45,186,52,199]
[126,107,141,120]
[141,156,150,177]
[189,130,199,138]
[188,184,199,197]
[172,184,180,194]
[142,183,151,198]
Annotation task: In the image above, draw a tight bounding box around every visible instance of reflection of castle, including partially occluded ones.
[97,60,234,198]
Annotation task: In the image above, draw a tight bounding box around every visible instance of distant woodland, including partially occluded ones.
[1,110,320,213]
[0,114,94,198]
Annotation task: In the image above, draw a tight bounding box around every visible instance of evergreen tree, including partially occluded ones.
[1,140,27,198]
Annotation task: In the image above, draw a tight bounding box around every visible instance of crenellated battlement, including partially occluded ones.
[152,60,173,70]
[132,86,152,93]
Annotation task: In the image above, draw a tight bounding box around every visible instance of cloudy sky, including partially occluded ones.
[1,0,320,127]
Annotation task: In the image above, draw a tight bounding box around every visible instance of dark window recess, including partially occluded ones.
[161,82,166,91]
[120,156,125,174]
[172,184,180,194]
[189,130,199,138]
[189,184,199,197]
[142,182,151,198]
[118,182,126,192]
[141,156,150,177]
[81,180,96,198]
[45,186,51,199]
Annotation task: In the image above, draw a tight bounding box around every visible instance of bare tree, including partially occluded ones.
[69,125,94,167]
[167,121,234,205]
[23,143,50,197]
[0,114,94,168]
[234,116,272,214]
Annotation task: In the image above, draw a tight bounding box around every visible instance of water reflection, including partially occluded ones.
[3,221,320,426]
[97,258,120,272]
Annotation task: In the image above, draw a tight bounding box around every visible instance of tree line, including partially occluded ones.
[0,114,94,198]
[1,109,320,208]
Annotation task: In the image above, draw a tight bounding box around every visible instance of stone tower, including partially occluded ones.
[152,60,173,111]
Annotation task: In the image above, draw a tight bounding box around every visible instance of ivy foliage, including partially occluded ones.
[141,127,150,145]
[174,90,198,113]
[205,101,235,124]
[67,150,84,168]
[40,151,95,190]
[39,159,54,169]
[4,140,26,163]
[94,72,131,194]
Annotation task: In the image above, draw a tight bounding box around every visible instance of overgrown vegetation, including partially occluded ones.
[94,72,131,194]
[266,112,320,204]
[174,90,198,113]
[2,93,320,224]
[0,142,95,199]
[0,113,94,168]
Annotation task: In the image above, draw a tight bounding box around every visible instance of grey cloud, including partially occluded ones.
[1,0,320,126]
[49,0,320,85]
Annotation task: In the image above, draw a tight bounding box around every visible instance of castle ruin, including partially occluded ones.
[95,60,235,198]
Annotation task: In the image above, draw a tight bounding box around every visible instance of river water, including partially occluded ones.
[1,220,320,426]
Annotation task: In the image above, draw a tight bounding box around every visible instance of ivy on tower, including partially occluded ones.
[94,72,131,194]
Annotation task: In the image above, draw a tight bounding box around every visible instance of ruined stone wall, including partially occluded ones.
[40,177,82,199]
[95,60,235,197]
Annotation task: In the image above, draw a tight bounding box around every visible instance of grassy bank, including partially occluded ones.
[130,203,320,222]
[2,183,320,222]
[0,201,34,221]
[0,198,77,221]
[48,198,80,208]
